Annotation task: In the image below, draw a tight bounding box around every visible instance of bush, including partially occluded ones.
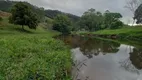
[53,14,71,34]
[110,20,123,29]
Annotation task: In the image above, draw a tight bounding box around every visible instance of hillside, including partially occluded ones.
[45,10,80,21]
[0,0,45,21]
[0,0,80,22]
[0,10,11,17]
[0,11,44,34]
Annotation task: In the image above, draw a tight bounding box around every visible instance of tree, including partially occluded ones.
[134,4,142,24]
[104,10,123,29]
[79,9,123,31]
[110,20,123,29]
[79,8,103,31]
[9,2,38,30]
[130,48,142,69]
[53,14,71,34]
[125,0,141,26]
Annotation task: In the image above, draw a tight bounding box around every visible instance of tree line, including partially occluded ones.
[52,8,124,34]
[78,9,123,31]
[2,2,126,34]
[53,0,142,34]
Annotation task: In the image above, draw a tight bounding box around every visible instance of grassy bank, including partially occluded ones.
[96,37,142,49]
[77,26,142,40]
[0,17,72,79]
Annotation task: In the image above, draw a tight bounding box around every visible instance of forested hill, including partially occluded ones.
[45,10,80,21]
[0,0,80,21]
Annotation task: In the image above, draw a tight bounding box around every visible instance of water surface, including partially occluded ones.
[56,35,142,80]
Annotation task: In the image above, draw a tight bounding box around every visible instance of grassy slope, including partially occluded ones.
[0,17,71,79]
[94,26,142,36]
[78,26,142,39]
[96,37,142,49]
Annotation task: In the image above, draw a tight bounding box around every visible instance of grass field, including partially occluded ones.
[94,26,142,36]
[77,26,142,40]
[0,17,72,80]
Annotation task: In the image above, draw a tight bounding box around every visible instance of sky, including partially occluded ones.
[10,0,141,24]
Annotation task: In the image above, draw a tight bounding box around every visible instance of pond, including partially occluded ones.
[56,35,142,80]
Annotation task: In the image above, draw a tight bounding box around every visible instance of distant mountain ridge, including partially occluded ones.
[45,9,80,21]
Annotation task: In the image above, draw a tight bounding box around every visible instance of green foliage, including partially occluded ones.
[0,16,2,21]
[104,10,123,29]
[79,8,104,31]
[110,20,123,29]
[9,2,38,29]
[53,14,72,34]
[78,9,123,32]
[134,4,142,24]
[23,3,45,22]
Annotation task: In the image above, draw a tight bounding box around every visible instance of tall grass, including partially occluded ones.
[0,17,72,80]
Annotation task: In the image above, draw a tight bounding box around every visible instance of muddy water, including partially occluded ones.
[56,35,142,80]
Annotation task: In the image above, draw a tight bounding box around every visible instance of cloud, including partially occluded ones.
[11,0,136,23]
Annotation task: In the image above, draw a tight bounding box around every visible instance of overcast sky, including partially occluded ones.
[11,0,140,24]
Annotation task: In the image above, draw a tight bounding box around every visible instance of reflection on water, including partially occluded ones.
[130,48,142,70]
[79,38,120,59]
[56,35,142,80]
